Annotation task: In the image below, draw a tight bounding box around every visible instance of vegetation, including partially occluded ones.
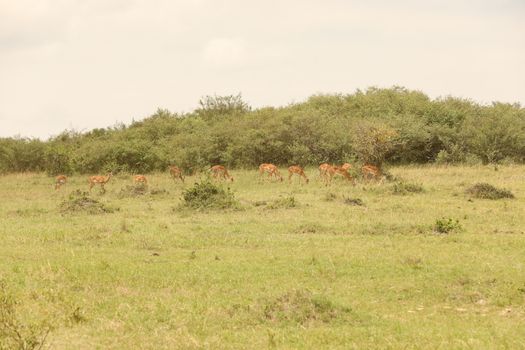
[1,166,524,348]
[1,87,524,175]
[466,183,515,200]
[181,180,238,210]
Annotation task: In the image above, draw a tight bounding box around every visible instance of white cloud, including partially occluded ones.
[202,38,245,66]
[0,0,523,138]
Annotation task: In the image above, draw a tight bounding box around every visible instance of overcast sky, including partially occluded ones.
[1,0,524,139]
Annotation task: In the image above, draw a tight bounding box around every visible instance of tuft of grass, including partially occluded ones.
[323,192,338,201]
[433,217,462,234]
[59,190,116,214]
[265,196,297,209]
[0,281,53,350]
[343,197,365,206]
[118,183,148,197]
[262,289,353,325]
[182,181,238,210]
[466,183,514,200]
[390,181,424,195]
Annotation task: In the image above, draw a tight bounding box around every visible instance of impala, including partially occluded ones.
[210,165,234,182]
[89,172,113,192]
[169,165,184,183]
[133,175,147,185]
[341,163,352,171]
[319,164,353,185]
[288,166,309,184]
[259,163,283,182]
[55,175,67,190]
[361,164,382,181]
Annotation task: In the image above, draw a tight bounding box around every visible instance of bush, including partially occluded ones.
[433,217,462,234]
[390,181,424,195]
[266,196,297,209]
[118,183,148,198]
[0,281,53,350]
[59,190,116,214]
[182,181,238,209]
[262,289,352,324]
[466,183,514,200]
[343,197,365,206]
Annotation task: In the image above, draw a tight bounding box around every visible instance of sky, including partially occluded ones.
[1,0,524,139]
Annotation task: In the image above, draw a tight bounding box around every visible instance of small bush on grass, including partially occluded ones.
[262,289,353,325]
[182,181,238,210]
[59,190,116,214]
[266,196,297,209]
[118,183,148,198]
[433,217,462,234]
[0,281,53,350]
[343,197,365,206]
[466,183,514,200]
[390,181,424,195]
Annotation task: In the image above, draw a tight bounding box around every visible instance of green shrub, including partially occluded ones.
[182,181,238,210]
[0,281,53,350]
[343,197,365,206]
[433,217,461,234]
[60,190,116,214]
[266,196,297,209]
[466,183,514,200]
[118,183,148,198]
[262,289,353,324]
[390,181,424,195]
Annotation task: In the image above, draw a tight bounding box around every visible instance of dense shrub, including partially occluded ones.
[433,218,462,234]
[1,87,524,173]
[182,181,238,209]
[466,183,515,200]
[59,190,116,214]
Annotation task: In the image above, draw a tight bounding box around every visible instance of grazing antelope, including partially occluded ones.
[341,163,352,171]
[319,164,353,185]
[361,164,382,181]
[318,163,332,182]
[89,172,113,192]
[210,165,234,182]
[259,163,283,182]
[169,165,184,183]
[133,175,147,185]
[55,175,67,190]
[288,166,309,184]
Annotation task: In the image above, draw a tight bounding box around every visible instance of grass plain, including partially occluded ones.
[0,165,524,349]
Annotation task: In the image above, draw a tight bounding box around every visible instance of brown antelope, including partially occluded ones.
[259,163,283,182]
[341,163,352,171]
[55,175,67,190]
[319,164,353,185]
[361,164,382,181]
[169,165,184,183]
[89,172,113,192]
[133,175,147,185]
[288,166,309,184]
[210,165,234,182]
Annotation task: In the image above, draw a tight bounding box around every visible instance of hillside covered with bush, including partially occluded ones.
[1,87,524,174]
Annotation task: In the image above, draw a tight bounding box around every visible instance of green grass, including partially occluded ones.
[0,165,524,349]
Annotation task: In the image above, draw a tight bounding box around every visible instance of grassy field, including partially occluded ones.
[1,165,524,349]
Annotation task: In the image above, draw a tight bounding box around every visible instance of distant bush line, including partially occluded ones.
[1,87,524,175]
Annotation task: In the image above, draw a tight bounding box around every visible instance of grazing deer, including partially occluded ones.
[133,175,147,185]
[169,165,184,183]
[341,163,352,171]
[361,164,382,181]
[210,165,234,182]
[319,164,353,185]
[55,175,67,190]
[259,163,283,182]
[89,172,113,192]
[288,166,309,184]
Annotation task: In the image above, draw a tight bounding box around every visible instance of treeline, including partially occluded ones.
[1,87,524,174]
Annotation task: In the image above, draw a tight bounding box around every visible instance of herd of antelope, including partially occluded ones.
[54,163,382,191]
